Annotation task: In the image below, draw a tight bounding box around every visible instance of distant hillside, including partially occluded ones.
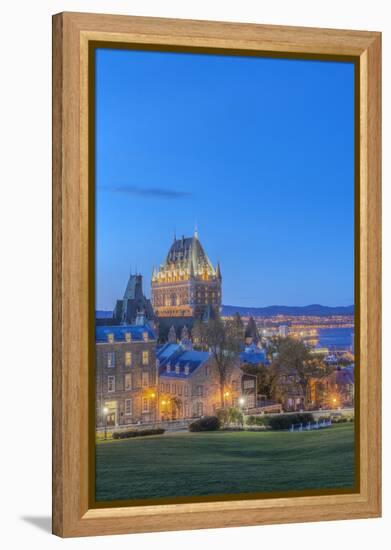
[222,304,354,317]
[97,305,354,320]
[96,310,113,319]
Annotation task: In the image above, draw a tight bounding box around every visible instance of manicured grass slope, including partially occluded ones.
[95,424,355,502]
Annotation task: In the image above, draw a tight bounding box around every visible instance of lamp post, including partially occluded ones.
[103,407,108,440]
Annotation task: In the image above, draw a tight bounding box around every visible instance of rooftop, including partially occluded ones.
[157,343,210,378]
[95,323,156,343]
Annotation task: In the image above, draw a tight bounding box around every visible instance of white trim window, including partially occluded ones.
[125,351,132,367]
[125,398,132,416]
[124,373,132,391]
[142,371,149,387]
[107,333,114,343]
[107,375,115,393]
[107,351,115,368]
[142,350,149,365]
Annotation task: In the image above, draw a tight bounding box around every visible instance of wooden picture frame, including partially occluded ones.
[52,11,381,537]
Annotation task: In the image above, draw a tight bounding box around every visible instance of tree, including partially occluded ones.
[241,362,276,400]
[192,319,207,350]
[232,312,245,342]
[170,396,183,419]
[270,338,332,408]
[202,317,242,408]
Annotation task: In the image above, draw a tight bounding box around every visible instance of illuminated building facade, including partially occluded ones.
[151,230,222,320]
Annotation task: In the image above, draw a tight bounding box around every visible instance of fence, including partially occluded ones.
[289,419,332,432]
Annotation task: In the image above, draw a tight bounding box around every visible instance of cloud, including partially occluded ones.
[100,185,192,199]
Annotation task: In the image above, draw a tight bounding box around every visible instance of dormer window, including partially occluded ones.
[143,331,149,342]
[107,333,114,344]
[166,364,171,373]
[184,365,190,375]
[175,365,180,374]
[125,332,131,343]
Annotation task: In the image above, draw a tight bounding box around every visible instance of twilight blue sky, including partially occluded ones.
[95,48,355,310]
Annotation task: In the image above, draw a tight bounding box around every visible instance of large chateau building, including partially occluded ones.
[151,230,222,322]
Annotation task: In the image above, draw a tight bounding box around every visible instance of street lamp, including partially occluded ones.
[238,397,245,408]
[103,407,109,440]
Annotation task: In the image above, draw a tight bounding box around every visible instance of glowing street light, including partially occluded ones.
[238,397,245,407]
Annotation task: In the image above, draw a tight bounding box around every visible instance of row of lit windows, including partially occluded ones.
[166,363,190,375]
[160,382,189,397]
[115,398,203,418]
[107,372,151,393]
[123,397,150,415]
[160,382,204,397]
[106,350,149,368]
[106,331,150,344]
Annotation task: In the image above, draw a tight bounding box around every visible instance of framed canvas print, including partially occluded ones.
[52,12,381,537]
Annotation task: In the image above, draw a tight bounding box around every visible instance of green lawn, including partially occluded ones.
[95,424,355,502]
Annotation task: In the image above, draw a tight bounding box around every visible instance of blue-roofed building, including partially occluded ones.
[95,316,158,429]
[240,343,269,367]
[156,342,244,419]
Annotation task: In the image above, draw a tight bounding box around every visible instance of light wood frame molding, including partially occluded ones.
[52,11,381,538]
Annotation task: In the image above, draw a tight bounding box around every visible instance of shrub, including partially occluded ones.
[268,413,314,431]
[246,415,257,426]
[245,415,270,427]
[189,416,221,432]
[228,407,244,428]
[112,428,165,439]
[216,408,230,428]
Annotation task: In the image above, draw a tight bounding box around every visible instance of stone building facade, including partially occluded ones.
[156,342,244,419]
[151,230,222,323]
[95,321,158,428]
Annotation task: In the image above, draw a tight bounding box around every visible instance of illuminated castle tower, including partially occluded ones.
[151,229,222,320]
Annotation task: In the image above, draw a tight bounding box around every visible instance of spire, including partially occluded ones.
[189,256,195,278]
[194,222,199,239]
[168,325,177,343]
[216,261,222,280]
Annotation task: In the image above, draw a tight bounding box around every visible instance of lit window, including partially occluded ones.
[125,332,131,342]
[142,372,149,387]
[125,351,132,367]
[125,373,132,390]
[107,352,115,368]
[143,331,149,342]
[142,350,149,365]
[107,376,115,393]
[107,333,114,343]
[125,398,132,416]
[142,398,149,413]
